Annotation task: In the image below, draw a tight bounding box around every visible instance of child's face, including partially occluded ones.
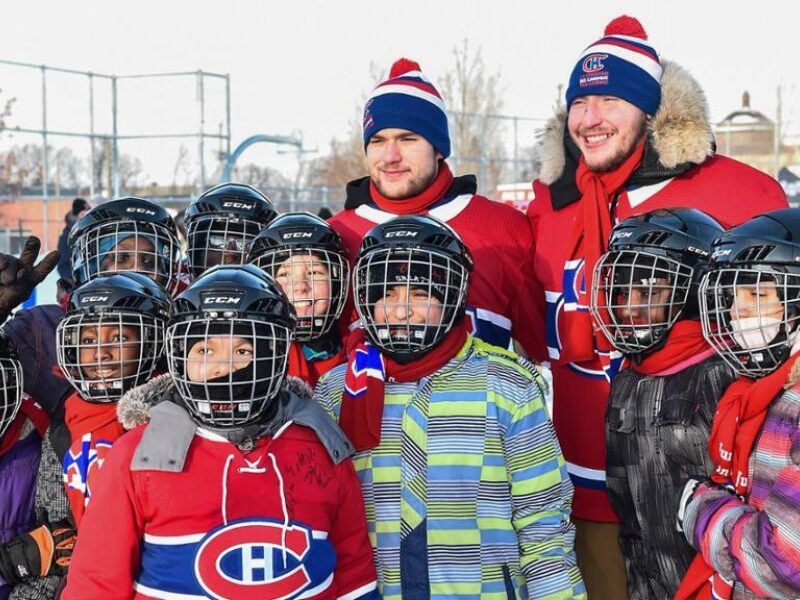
[373,285,443,336]
[274,255,331,318]
[612,277,672,325]
[78,324,141,380]
[204,233,247,269]
[731,280,784,320]
[186,335,254,382]
[100,236,158,278]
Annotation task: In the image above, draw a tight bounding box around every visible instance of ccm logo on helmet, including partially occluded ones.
[80,295,109,303]
[202,296,242,305]
[282,232,313,240]
[385,230,418,238]
[126,207,157,216]
[222,202,254,210]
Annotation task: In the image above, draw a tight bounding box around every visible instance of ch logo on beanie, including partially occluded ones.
[582,54,608,74]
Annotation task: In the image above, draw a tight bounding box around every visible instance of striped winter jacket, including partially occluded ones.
[683,383,800,599]
[316,335,585,600]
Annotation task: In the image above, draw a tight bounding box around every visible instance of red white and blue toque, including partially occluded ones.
[566,16,662,116]
[363,58,451,158]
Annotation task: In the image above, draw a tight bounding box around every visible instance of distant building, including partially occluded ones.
[714,91,798,177]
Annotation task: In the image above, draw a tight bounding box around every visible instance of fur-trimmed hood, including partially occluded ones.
[536,60,715,187]
[117,373,316,431]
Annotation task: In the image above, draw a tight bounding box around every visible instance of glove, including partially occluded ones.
[0,520,76,583]
[676,475,705,533]
[0,236,60,322]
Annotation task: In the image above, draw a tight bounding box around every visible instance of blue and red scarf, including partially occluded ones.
[340,321,469,451]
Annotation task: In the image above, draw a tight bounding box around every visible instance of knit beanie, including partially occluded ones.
[363,58,451,158]
[566,15,662,115]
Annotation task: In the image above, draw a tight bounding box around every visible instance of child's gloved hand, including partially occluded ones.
[0,518,76,583]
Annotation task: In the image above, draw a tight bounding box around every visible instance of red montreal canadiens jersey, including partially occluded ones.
[330,193,547,360]
[529,154,788,522]
[62,422,378,600]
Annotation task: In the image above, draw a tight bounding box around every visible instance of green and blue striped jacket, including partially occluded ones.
[316,336,586,600]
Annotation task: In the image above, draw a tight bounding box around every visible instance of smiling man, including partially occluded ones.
[527,15,788,600]
[329,58,546,360]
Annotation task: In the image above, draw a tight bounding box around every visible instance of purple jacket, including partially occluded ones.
[683,384,800,599]
[0,431,42,599]
[3,305,70,417]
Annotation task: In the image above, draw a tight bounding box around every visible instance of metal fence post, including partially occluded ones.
[112,75,119,198]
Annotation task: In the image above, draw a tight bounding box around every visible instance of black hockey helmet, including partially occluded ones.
[354,214,473,363]
[57,272,171,403]
[248,212,349,342]
[166,264,296,429]
[591,208,723,355]
[69,197,182,294]
[700,208,800,377]
[0,332,22,440]
[185,183,278,277]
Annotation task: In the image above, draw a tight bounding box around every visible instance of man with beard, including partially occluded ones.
[528,15,788,599]
[329,58,546,359]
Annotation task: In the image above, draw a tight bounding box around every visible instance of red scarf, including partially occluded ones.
[559,142,646,364]
[340,320,469,451]
[0,397,50,457]
[676,353,798,600]
[287,341,346,388]
[632,321,713,376]
[369,161,455,215]
[63,391,127,527]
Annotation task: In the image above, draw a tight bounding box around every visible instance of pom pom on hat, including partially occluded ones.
[604,15,648,39]
[389,58,422,78]
[566,15,662,115]
[362,58,451,158]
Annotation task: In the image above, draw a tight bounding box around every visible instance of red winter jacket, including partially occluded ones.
[63,397,378,600]
[330,174,547,360]
[528,64,788,522]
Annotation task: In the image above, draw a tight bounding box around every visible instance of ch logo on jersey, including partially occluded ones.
[62,434,113,505]
[562,259,589,313]
[194,519,329,600]
[545,258,626,383]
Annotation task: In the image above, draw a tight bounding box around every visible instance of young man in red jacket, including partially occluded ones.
[329,57,546,359]
[527,15,788,599]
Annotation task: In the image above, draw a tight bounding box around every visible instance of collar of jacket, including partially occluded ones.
[121,374,354,471]
[537,60,717,210]
[344,170,478,211]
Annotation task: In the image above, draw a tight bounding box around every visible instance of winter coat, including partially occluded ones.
[682,367,800,599]
[62,375,379,600]
[316,335,585,600]
[528,60,789,522]
[606,354,736,599]
[1,400,70,600]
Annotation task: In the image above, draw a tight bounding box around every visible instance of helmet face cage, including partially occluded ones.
[0,357,22,440]
[71,221,181,294]
[187,216,266,277]
[591,249,692,354]
[56,311,165,403]
[700,267,800,378]
[354,247,468,359]
[252,247,349,342]
[166,318,291,429]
